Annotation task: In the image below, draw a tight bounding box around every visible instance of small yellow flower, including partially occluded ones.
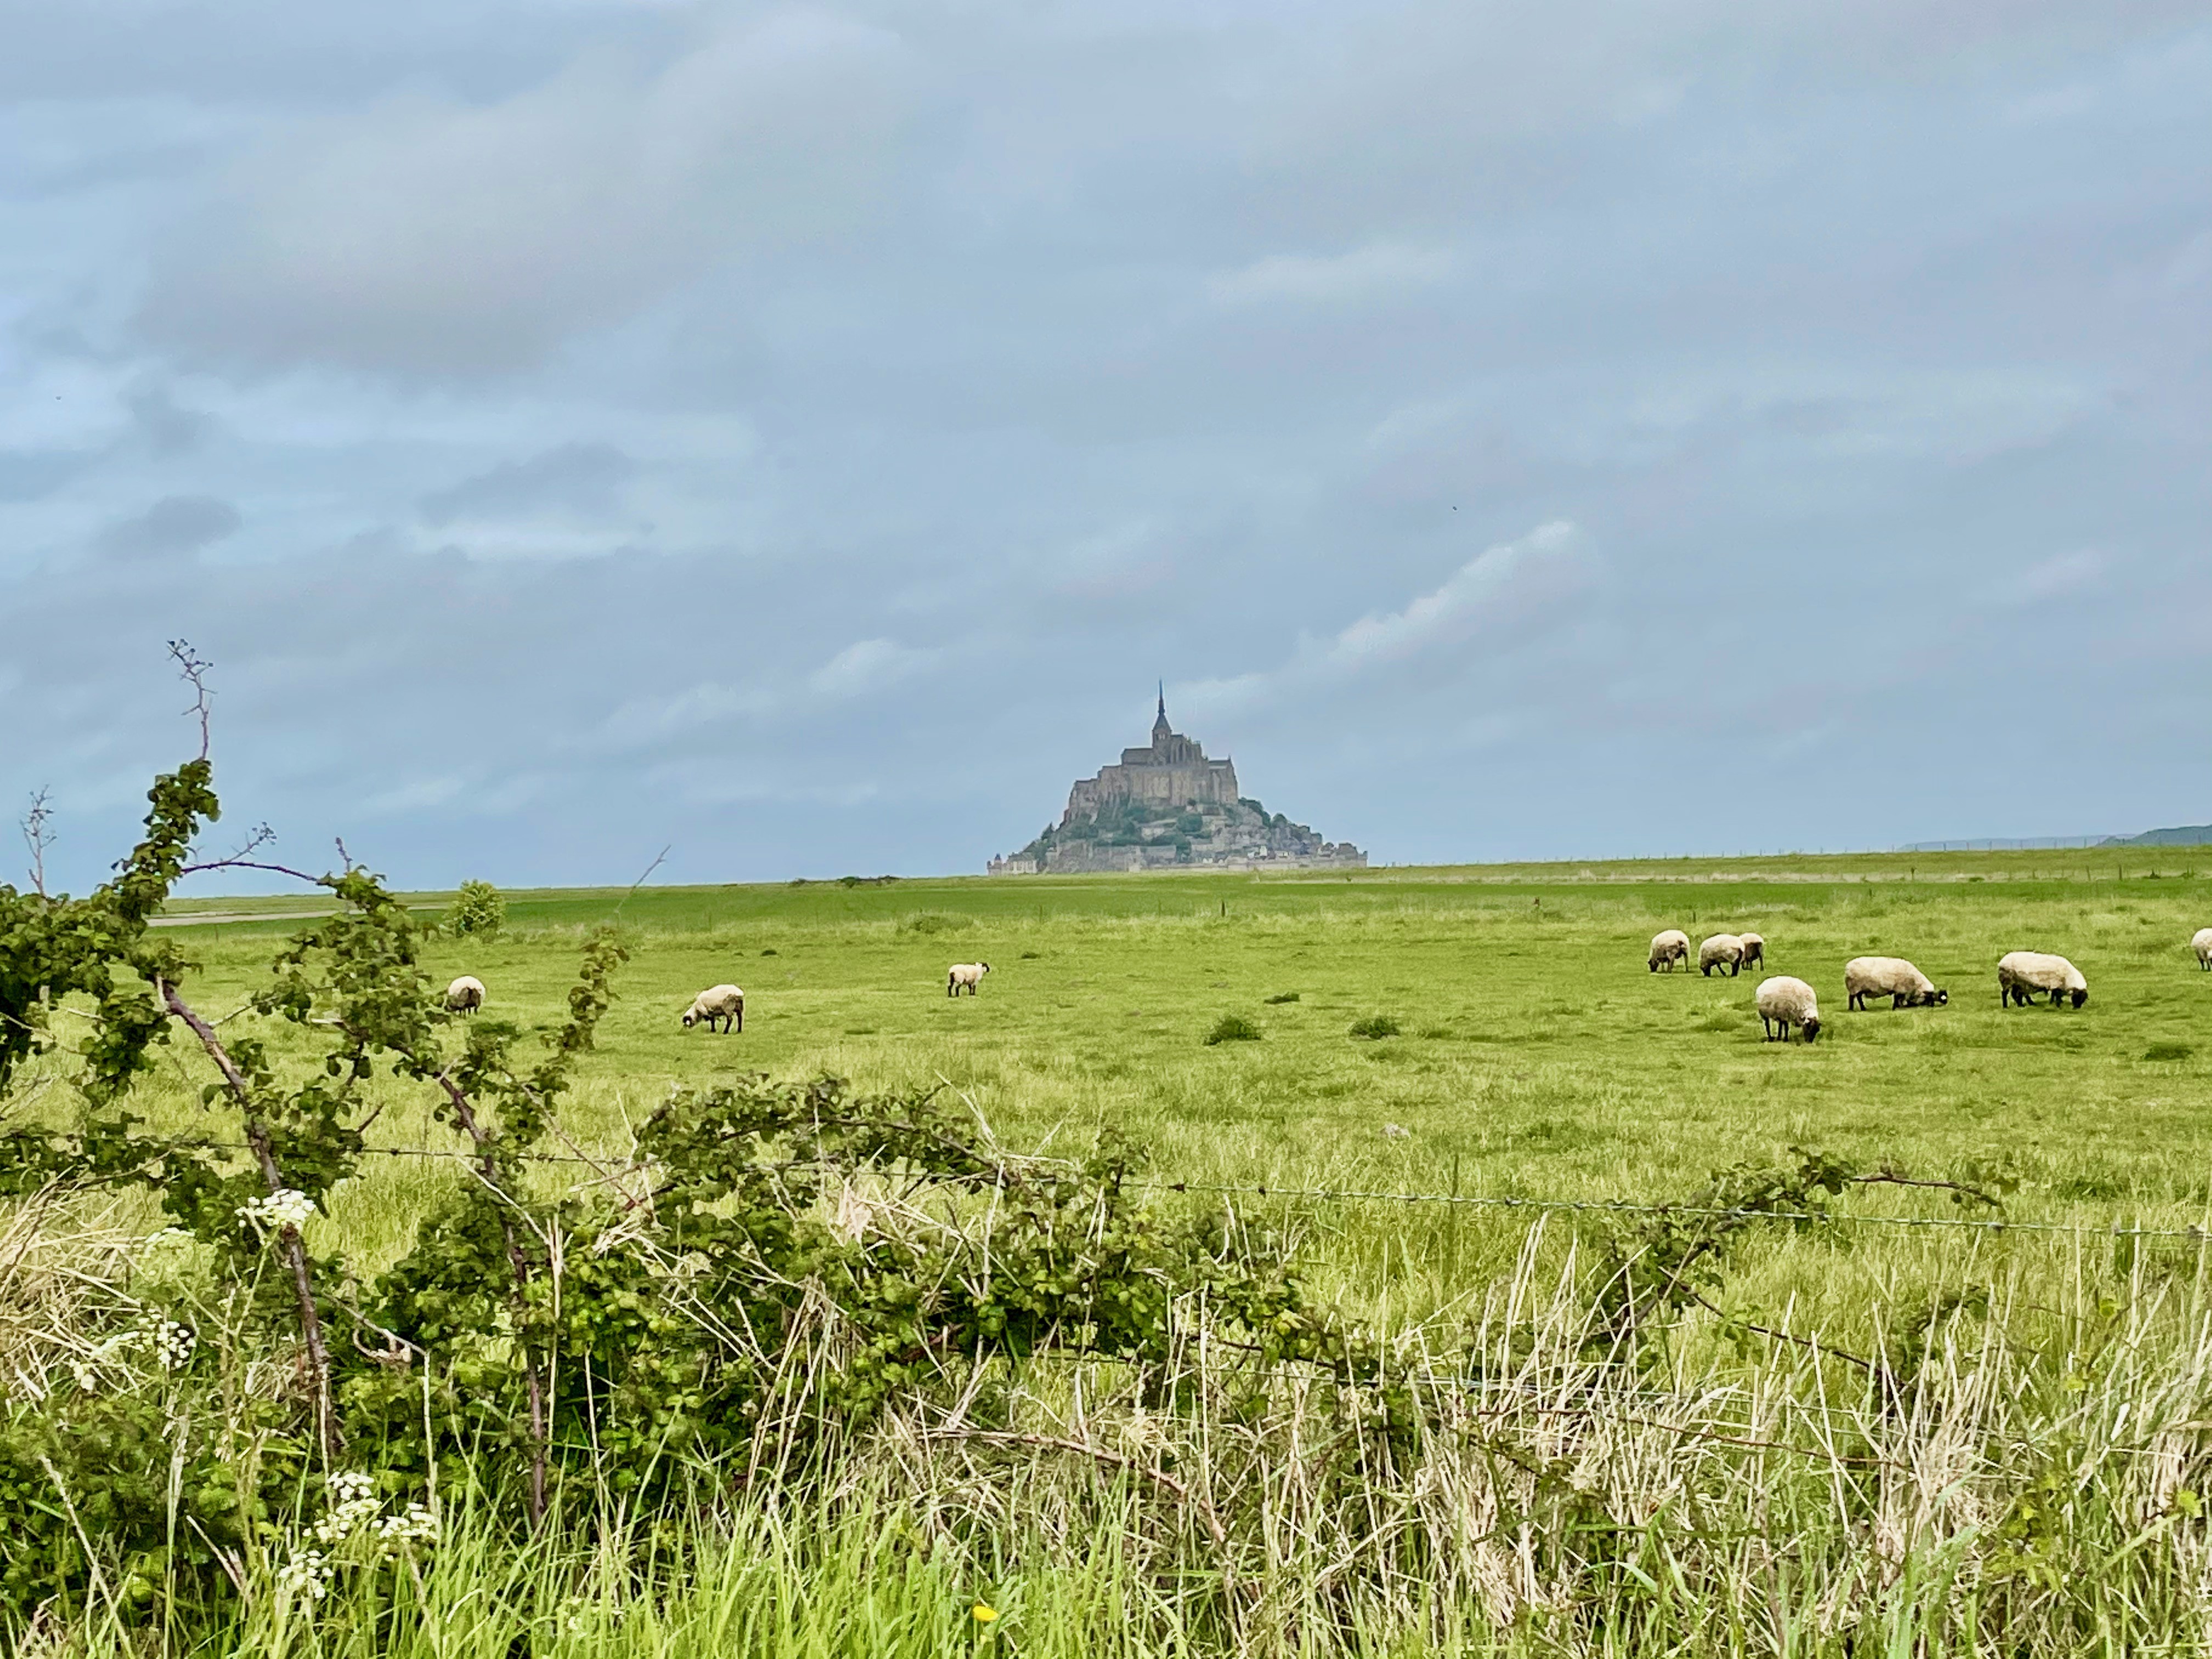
[971,1602,998,1624]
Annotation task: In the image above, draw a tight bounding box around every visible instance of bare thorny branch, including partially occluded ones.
[614,843,672,923]
[19,787,54,898]
[167,639,215,763]
[155,975,339,1462]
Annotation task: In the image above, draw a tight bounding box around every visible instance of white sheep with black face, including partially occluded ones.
[1699,934,1745,977]
[1998,952,2087,1009]
[1737,933,1766,973]
[1754,976,1822,1043]
[2192,928,2212,970]
[1844,957,1947,1011]
[1648,929,1691,972]
[682,984,745,1033]
[946,962,992,997]
[445,975,485,1014]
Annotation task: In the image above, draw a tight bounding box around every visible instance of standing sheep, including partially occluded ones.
[1648,929,1691,972]
[1754,976,1822,1043]
[682,984,745,1033]
[1997,951,2087,1009]
[1699,934,1746,977]
[1843,957,1947,1011]
[2193,927,2212,970]
[445,975,485,1014]
[1737,933,1767,973]
[947,962,992,997]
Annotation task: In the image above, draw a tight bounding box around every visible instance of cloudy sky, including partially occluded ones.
[3,1,2208,892]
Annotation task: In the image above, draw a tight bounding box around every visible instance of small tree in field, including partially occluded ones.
[446,878,505,938]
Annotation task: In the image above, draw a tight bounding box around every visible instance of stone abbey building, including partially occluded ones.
[988,692,1365,874]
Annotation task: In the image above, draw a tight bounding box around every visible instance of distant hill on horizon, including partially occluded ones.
[1898,825,2212,852]
[2111,824,2212,847]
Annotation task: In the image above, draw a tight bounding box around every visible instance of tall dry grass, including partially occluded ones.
[16,1194,2212,1657]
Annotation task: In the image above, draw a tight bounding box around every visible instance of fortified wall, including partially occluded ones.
[989,693,1365,874]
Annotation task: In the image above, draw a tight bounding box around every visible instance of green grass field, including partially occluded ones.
[148,854,2212,1252]
[23,851,2212,1656]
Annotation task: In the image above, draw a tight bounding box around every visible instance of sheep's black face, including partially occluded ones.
[1801,1017,1821,1043]
[681,1012,697,1029]
[1930,989,1949,1007]
[2070,988,2088,1008]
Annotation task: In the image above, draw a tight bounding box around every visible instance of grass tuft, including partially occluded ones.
[1204,1013,1262,1045]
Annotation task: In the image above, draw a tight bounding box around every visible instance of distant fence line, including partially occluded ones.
[1896,836,2130,852]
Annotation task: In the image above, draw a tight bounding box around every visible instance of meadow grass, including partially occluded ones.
[18,853,2212,1655]
[138,856,2212,1261]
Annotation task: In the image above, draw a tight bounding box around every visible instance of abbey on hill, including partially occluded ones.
[988,692,1366,874]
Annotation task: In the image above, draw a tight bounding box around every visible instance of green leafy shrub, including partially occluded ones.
[900,912,973,935]
[1205,1013,1262,1045]
[446,878,506,938]
[1348,1015,1401,1039]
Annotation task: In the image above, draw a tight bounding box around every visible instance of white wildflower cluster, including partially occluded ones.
[277,1548,332,1601]
[154,1319,196,1370]
[237,1188,316,1233]
[313,1471,382,1543]
[276,1473,438,1602]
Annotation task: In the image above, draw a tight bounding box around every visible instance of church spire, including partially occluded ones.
[1152,681,1172,748]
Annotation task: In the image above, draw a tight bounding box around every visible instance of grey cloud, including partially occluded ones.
[136,10,919,376]
[125,383,215,456]
[92,494,241,561]
[418,442,636,525]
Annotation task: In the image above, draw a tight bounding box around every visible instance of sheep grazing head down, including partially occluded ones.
[1926,988,1950,1007]
[2070,987,2088,1009]
[1800,1013,1821,1043]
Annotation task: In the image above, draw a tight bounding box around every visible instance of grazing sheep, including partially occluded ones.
[1997,951,2087,1009]
[1754,975,1822,1043]
[444,975,485,1014]
[1844,956,1947,1011]
[682,984,745,1033]
[1699,934,1746,977]
[1648,929,1691,972]
[947,962,992,997]
[1737,932,1767,972]
[2193,927,2212,970]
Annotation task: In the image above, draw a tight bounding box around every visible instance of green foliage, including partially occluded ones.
[900,912,973,935]
[444,878,506,938]
[1347,1015,1400,1039]
[1204,1014,1262,1045]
